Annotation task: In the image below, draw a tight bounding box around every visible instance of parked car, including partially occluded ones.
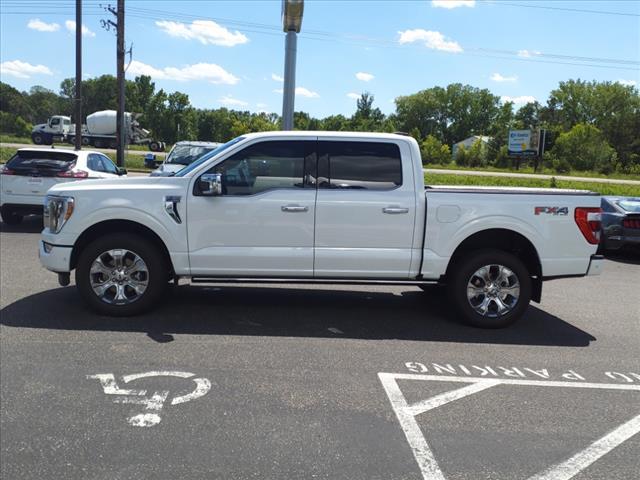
[600,196,640,251]
[0,147,126,224]
[40,131,603,327]
[147,141,221,176]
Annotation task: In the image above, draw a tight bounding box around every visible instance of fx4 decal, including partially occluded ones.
[535,206,569,216]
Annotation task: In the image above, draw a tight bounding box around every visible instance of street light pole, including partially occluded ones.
[281,0,303,131]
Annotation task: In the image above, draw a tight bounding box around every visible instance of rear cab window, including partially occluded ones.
[6,151,77,176]
[318,141,402,190]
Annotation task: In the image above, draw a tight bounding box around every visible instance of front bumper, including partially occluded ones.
[39,240,72,273]
[586,254,604,276]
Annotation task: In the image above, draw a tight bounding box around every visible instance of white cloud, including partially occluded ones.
[271,73,284,82]
[501,95,536,105]
[256,102,268,108]
[127,60,239,84]
[156,20,248,47]
[617,79,637,87]
[355,72,374,82]
[219,95,248,107]
[27,19,60,32]
[491,72,517,83]
[347,92,360,99]
[0,60,52,79]
[432,0,475,9]
[398,29,463,53]
[517,49,541,58]
[65,20,95,37]
[273,87,320,98]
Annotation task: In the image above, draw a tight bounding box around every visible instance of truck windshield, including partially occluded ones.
[166,145,217,166]
[174,137,246,177]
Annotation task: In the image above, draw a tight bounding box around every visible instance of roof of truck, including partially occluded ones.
[238,131,417,141]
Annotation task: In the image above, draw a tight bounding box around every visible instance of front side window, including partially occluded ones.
[50,118,60,126]
[207,141,315,196]
[318,141,402,190]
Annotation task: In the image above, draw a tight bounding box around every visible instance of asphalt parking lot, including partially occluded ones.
[1,216,639,480]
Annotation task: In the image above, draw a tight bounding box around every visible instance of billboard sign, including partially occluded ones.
[508,129,539,156]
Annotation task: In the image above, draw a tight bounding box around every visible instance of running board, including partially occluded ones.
[190,277,440,286]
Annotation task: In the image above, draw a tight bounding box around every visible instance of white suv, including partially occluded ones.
[0,147,126,224]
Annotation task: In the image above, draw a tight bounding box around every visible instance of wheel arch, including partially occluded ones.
[70,219,174,275]
[444,228,543,302]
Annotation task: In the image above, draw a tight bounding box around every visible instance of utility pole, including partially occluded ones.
[74,0,82,151]
[116,0,125,167]
[101,1,125,166]
[281,0,304,130]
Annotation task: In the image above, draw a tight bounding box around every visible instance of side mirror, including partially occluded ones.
[144,153,157,169]
[198,173,223,196]
[117,167,127,176]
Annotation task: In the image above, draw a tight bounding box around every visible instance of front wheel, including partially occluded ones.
[76,233,167,316]
[448,249,531,328]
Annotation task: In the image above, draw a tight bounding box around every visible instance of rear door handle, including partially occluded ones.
[383,207,409,214]
[281,205,309,213]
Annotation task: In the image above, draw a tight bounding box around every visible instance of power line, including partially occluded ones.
[483,1,640,18]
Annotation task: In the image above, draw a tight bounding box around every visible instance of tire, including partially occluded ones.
[108,139,117,149]
[0,205,23,225]
[32,133,43,145]
[149,141,160,152]
[75,233,168,316]
[94,139,104,148]
[81,136,90,146]
[447,249,531,328]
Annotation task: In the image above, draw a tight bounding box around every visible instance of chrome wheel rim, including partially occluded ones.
[89,249,149,305]
[466,264,520,318]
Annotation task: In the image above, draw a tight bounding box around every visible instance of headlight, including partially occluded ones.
[43,195,75,234]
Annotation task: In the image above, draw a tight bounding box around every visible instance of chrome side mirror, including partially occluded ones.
[198,173,223,196]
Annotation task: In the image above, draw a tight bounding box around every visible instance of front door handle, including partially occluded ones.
[281,205,309,213]
[383,207,409,214]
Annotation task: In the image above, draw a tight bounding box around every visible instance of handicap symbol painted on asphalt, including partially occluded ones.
[87,371,211,427]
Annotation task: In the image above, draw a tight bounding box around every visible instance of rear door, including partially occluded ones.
[314,140,417,278]
[87,153,122,178]
[1,150,78,204]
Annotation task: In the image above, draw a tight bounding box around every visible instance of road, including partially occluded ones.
[0,142,167,158]
[2,142,638,186]
[1,217,639,480]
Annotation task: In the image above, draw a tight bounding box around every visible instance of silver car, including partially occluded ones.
[148,141,221,177]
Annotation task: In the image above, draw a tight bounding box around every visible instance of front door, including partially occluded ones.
[187,139,317,277]
[314,139,416,278]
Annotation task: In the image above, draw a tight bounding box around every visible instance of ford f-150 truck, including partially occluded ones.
[39,132,604,327]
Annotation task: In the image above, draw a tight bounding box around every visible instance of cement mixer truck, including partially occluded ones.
[31,110,165,152]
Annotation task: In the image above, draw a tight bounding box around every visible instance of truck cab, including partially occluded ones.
[31,116,71,145]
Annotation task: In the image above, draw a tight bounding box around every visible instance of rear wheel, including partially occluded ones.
[32,133,44,145]
[149,141,160,152]
[448,249,531,328]
[76,233,167,316]
[108,139,117,149]
[0,205,23,225]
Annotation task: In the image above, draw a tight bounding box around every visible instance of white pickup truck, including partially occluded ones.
[39,132,604,327]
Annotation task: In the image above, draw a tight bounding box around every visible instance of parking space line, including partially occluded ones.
[378,372,640,480]
[529,413,640,480]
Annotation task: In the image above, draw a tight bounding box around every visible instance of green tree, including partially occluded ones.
[551,123,617,173]
[420,135,450,165]
[395,84,501,146]
[350,92,385,131]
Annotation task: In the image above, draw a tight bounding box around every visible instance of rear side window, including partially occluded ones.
[7,151,77,173]
[319,141,402,190]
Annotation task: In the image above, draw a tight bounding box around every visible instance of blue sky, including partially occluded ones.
[1,0,639,118]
